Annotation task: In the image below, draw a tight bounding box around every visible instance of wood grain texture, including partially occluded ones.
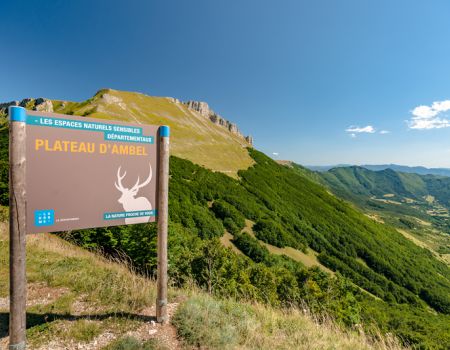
[156,132,169,323]
[9,117,27,349]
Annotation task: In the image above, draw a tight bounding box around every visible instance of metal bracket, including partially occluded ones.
[159,125,170,137]
[9,341,26,350]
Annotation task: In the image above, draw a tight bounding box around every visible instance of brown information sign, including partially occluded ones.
[25,111,160,233]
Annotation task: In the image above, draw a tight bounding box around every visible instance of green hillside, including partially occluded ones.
[319,166,450,204]
[322,167,420,198]
[313,166,450,211]
[1,92,450,348]
[290,163,450,225]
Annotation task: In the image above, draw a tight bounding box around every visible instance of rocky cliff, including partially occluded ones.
[0,97,54,114]
[184,100,252,145]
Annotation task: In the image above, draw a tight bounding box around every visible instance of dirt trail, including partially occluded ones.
[1,300,181,350]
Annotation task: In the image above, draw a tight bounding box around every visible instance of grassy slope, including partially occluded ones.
[51,89,254,176]
[228,219,334,274]
[0,222,405,350]
[0,222,166,349]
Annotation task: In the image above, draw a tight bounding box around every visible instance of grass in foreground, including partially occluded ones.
[172,295,407,350]
[0,222,163,348]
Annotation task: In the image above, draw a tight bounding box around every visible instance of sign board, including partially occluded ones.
[8,106,170,348]
[25,110,160,233]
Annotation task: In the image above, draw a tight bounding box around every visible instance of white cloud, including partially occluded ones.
[345,125,376,134]
[411,105,437,119]
[350,133,356,138]
[272,152,279,156]
[432,100,450,112]
[409,99,450,129]
[379,130,390,134]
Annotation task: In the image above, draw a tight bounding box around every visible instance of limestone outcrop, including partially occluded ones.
[184,100,253,145]
[0,97,54,116]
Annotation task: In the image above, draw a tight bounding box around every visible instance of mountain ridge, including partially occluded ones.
[0,91,253,144]
[307,163,450,177]
[0,89,253,177]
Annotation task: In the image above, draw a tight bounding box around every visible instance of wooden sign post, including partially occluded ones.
[9,106,27,350]
[7,106,170,348]
[156,126,169,323]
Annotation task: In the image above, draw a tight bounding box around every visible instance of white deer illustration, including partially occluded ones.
[114,164,153,224]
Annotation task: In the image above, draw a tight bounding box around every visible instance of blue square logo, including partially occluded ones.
[34,210,55,227]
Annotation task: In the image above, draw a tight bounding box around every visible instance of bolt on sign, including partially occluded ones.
[25,110,162,233]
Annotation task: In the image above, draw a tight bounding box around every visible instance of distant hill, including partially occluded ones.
[321,166,437,199]
[362,164,450,177]
[296,164,450,266]
[307,164,450,177]
[317,166,450,208]
[306,164,352,172]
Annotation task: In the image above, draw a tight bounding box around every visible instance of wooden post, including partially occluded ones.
[8,106,27,350]
[156,125,169,323]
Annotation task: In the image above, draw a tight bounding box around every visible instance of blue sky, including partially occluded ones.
[2,0,450,167]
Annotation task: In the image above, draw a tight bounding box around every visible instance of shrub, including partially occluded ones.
[253,219,290,248]
[211,200,246,232]
[232,233,269,263]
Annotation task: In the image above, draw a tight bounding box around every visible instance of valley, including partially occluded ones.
[289,164,450,265]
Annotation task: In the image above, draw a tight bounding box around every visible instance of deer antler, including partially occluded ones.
[115,166,127,191]
[131,164,152,192]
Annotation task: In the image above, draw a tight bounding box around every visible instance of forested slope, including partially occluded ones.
[240,151,450,311]
[74,150,450,348]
